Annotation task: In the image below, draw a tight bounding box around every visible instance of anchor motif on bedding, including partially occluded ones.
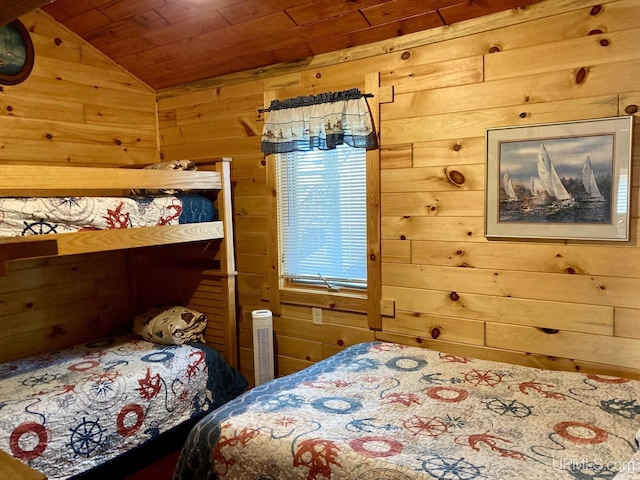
[517,381,566,400]
[464,433,526,460]
[439,353,470,364]
[157,201,183,226]
[184,350,206,379]
[303,379,351,389]
[53,384,77,396]
[382,392,422,407]
[213,425,260,475]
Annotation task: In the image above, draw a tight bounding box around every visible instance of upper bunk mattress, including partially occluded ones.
[0,194,217,237]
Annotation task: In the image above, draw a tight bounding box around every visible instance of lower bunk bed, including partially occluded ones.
[174,342,640,480]
[0,331,248,479]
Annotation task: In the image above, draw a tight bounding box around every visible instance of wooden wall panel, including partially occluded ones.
[0,253,131,363]
[158,0,640,379]
[383,285,614,335]
[0,10,158,167]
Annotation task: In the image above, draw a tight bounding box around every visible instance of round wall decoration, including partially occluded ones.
[0,19,34,85]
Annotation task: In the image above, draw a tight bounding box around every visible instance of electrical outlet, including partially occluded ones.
[312,307,322,325]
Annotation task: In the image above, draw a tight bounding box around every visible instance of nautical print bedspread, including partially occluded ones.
[174,342,640,480]
[0,334,247,479]
[0,194,216,237]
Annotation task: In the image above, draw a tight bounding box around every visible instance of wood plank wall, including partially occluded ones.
[0,10,158,361]
[0,10,158,167]
[157,0,640,384]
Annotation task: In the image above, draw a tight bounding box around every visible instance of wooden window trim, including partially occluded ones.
[265,73,383,330]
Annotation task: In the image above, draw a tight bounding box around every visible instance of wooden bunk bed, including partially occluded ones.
[0,158,246,480]
[0,158,238,367]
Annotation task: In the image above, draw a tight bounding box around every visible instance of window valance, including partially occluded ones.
[260,88,378,154]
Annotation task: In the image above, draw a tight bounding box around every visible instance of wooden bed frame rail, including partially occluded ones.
[0,158,231,268]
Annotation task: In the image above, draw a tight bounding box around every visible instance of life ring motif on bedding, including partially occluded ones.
[350,436,403,458]
[141,351,175,363]
[553,421,608,445]
[419,454,482,480]
[10,422,48,460]
[426,386,469,403]
[68,360,100,372]
[385,356,427,372]
[116,403,145,437]
[311,396,363,414]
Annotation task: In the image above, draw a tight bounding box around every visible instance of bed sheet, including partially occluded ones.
[0,334,247,479]
[612,448,640,478]
[175,342,640,480]
[0,194,216,237]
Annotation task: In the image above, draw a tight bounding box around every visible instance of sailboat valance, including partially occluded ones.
[260,88,378,154]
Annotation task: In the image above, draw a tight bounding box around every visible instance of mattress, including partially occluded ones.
[0,334,247,479]
[0,194,217,237]
[174,342,640,480]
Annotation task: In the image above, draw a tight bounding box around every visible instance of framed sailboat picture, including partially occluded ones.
[485,116,633,241]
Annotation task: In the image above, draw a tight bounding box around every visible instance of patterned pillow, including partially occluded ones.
[131,159,197,195]
[133,305,207,345]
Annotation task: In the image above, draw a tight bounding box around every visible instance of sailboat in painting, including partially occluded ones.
[529,176,544,198]
[536,143,575,211]
[581,155,605,201]
[499,138,612,225]
[502,169,518,202]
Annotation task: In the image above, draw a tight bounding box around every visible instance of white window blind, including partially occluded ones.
[277,144,367,290]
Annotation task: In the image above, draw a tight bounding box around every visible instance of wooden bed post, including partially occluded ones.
[216,157,239,368]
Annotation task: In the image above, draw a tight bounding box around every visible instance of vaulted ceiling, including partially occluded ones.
[20,0,542,90]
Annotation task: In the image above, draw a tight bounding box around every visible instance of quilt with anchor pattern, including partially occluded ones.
[0,334,247,479]
[174,342,640,480]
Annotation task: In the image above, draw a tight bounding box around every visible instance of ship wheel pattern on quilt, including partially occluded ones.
[22,220,58,236]
[484,398,532,418]
[418,454,483,480]
[69,416,103,457]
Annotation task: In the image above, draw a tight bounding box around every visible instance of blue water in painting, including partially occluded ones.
[500,200,611,224]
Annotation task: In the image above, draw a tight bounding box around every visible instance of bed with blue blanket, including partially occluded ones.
[174,342,640,480]
[0,334,247,480]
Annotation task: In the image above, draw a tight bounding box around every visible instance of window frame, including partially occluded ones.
[265,75,382,329]
[276,144,368,293]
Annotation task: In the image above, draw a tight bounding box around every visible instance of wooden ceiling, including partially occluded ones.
[27,0,543,90]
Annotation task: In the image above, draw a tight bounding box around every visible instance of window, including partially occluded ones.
[277,143,367,291]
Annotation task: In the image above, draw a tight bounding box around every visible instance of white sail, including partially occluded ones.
[537,144,572,201]
[581,155,604,200]
[529,176,544,197]
[502,169,518,201]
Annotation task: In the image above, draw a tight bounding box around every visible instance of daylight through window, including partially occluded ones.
[277,143,367,290]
